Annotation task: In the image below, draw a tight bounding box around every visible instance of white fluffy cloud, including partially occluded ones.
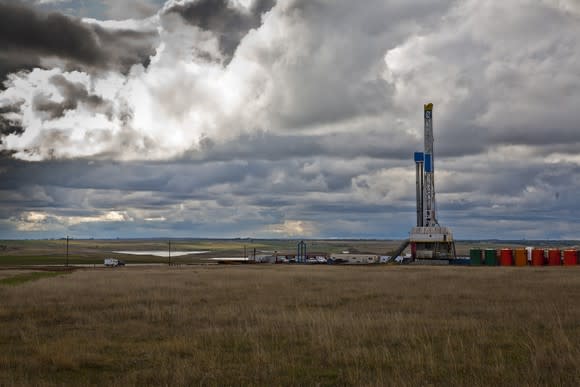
[1,0,444,160]
[14,210,131,231]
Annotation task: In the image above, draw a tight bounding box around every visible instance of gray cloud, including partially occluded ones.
[33,74,113,120]
[0,103,24,142]
[191,130,416,162]
[0,1,158,83]
[103,0,162,20]
[3,132,578,239]
[162,0,275,60]
[385,2,580,154]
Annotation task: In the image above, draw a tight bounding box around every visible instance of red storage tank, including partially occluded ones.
[499,248,513,266]
[531,249,545,266]
[563,249,577,266]
[547,249,561,266]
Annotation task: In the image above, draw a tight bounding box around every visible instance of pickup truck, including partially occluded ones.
[104,258,125,267]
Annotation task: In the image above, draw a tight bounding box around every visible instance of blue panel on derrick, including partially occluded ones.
[414,152,424,162]
[424,154,433,172]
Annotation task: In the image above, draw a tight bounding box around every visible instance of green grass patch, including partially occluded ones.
[0,271,70,286]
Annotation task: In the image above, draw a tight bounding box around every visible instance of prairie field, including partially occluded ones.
[2,238,579,266]
[0,239,407,265]
[1,265,580,386]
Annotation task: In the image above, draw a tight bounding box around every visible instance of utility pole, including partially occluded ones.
[168,240,171,266]
[66,235,69,267]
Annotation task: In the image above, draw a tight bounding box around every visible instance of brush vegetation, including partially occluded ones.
[1,265,580,386]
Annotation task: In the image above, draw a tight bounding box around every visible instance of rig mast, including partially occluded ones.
[423,103,437,227]
[409,103,456,260]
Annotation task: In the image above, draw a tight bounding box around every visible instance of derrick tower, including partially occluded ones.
[409,103,456,260]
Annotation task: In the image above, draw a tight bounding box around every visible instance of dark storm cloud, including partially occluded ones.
[162,0,275,59]
[0,57,37,89]
[3,149,580,239]
[0,157,267,194]
[0,153,365,212]
[0,2,158,82]
[33,74,113,120]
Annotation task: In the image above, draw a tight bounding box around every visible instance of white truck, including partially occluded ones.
[104,258,125,267]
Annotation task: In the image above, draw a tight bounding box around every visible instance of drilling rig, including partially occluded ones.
[409,103,456,260]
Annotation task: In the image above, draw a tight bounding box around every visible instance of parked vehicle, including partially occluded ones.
[104,258,125,267]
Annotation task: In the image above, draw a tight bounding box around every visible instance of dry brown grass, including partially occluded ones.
[1,265,580,386]
[0,270,29,280]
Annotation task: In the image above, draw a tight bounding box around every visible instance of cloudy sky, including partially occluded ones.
[1,0,580,240]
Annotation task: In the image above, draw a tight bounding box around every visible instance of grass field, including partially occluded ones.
[1,264,580,386]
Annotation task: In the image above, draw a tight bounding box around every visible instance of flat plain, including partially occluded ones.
[1,263,580,386]
[0,238,410,265]
[4,238,577,266]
